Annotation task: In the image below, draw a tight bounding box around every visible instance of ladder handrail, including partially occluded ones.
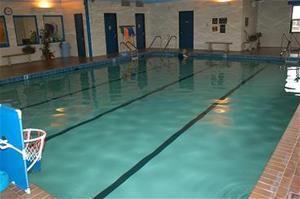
[163,35,177,51]
[149,36,162,49]
[126,41,137,51]
[120,41,134,52]
[281,33,290,51]
[290,33,300,49]
[280,33,300,60]
[290,33,300,59]
[280,33,292,57]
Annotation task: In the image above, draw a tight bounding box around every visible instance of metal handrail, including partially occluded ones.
[280,33,291,57]
[290,33,300,59]
[280,33,300,61]
[163,35,177,51]
[120,41,134,52]
[290,33,300,48]
[126,41,137,50]
[149,36,162,49]
[280,33,290,48]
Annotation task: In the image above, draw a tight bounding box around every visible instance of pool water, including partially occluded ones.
[0,56,299,198]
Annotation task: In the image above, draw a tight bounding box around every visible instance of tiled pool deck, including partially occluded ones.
[250,105,300,199]
[0,47,299,198]
[0,183,54,199]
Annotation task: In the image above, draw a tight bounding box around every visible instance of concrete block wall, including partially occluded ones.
[146,0,244,51]
[0,0,85,66]
[0,0,297,67]
[88,1,150,56]
[242,0,258,45]
[257,0,300,48]
[61,0,87,58]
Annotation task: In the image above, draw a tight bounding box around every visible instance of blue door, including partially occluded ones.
[135,13,146,49]
[74,14,86,57]
[179,11,194,49]
[104,13,119,55]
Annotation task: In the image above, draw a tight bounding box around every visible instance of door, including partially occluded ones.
[179,11,194,49]
[74,14,86,57]
[104,13,119,55]
[135,13,146,49]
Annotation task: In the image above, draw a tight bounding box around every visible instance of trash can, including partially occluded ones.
[60,41,70,58]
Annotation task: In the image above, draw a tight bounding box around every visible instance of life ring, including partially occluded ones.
[0,170,9,192]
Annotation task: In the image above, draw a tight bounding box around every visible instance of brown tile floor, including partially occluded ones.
[0,183,54,199]
[0,56,110,80]
[0,47,283,81]
[250,104,300,199]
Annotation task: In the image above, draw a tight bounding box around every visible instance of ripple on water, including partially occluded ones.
[216,181,251,199]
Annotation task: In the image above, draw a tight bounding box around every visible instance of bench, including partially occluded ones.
[2,53,32,65]
[206,42,233,52]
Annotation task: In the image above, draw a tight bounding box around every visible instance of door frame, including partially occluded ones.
[135,13,146,50]
[74,13,86,57]
[179,11,194,50]
[104,13,119,55]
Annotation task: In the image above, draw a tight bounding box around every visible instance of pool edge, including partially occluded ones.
[0,183,55,199]
[0,51,288,86]
[249,104,300,199]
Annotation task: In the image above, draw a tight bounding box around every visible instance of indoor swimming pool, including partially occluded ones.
[0,56,299,198]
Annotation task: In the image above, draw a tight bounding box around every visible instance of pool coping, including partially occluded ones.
[0,183,55,199]
[0,50,295,86]
[249,104,300,199]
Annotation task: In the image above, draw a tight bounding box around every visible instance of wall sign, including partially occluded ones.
[4,7,13,16]
[220,24,226,33]
[219,18,227,24]
[212,26,218,32]
[212,18,218,24]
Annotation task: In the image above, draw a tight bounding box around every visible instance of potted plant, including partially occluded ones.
[40,27,55,60]
[22,38,36,54]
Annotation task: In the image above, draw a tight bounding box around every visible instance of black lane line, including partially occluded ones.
[19,64,166,110]
[46,66,213,142]
[93,66,266,199]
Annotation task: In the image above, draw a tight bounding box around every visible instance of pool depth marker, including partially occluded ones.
[93,66,266,199]
[46,65,214,141]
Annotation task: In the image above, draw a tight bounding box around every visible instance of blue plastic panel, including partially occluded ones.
[0,105,29,193]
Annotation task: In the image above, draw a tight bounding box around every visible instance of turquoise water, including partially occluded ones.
[0,57,299,198]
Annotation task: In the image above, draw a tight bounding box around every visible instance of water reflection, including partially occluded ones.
[285,66,300,96]
[108,65,121,100]
[121,62,137,82]
[0,88,19,107]
[210,70,225,89]
[80,71,91,102]
[179,59,194,90]
[137,59,148,89]
[90,70,99,109]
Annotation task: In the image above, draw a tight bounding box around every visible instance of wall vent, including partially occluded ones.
[121,0,130,6]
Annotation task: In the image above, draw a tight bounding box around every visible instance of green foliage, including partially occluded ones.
[40,29,55,60]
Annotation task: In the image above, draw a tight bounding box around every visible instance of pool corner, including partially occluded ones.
[250,104,300,199]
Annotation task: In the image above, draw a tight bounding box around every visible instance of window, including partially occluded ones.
[43,15,65,42]
[13,16,39,46]
[291,6,300,33]
[0,16,9,47]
